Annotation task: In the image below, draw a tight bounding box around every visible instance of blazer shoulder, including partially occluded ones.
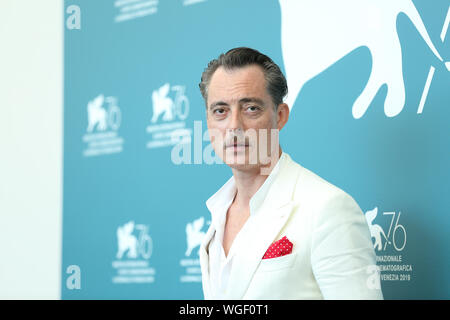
[287,157,359,210]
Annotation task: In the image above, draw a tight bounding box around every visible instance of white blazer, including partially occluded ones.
[200,153,383,300]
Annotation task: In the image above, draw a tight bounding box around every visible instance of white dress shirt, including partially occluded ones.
[205,152,287,299]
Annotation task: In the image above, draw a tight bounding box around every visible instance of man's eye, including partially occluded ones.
[246,106,260,112]
[213,108,225,114]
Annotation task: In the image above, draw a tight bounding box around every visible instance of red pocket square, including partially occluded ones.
[262,236,293,259]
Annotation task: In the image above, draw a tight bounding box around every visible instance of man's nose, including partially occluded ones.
[227,108,244,131]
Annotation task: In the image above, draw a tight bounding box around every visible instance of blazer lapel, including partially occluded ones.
[225,201,295,299]
[199,223,216,299]
[225,155,301,299]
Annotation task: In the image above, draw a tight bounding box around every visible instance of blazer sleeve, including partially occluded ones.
[310,190,383,299]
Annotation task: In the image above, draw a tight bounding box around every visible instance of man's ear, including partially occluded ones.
[276,103,289,131]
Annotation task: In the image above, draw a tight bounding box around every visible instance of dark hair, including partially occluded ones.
[199,47,288,108]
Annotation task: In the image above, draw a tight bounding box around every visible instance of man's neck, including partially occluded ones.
[230,148,282,208]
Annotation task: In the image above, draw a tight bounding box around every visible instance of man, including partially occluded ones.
[198,47,383,299]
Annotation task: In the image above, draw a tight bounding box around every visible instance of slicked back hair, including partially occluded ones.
[199,47,288,109]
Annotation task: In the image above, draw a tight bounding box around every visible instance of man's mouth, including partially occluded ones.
[226,143,249,148]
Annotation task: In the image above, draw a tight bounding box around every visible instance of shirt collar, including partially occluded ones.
[205,151,288,225]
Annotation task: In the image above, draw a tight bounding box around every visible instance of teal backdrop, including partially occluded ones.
[62,0,449,299]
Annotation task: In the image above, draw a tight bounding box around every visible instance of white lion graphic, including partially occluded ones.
[151,83,174,123]
[87,94,108,132]
[365,207,388,251]
[185,217,207,257]
[279,0,447,119]
[116,221,138,259]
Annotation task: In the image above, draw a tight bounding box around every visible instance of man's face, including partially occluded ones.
[205,65,283,171]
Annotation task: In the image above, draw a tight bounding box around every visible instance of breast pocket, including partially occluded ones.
[257,252,298,272]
